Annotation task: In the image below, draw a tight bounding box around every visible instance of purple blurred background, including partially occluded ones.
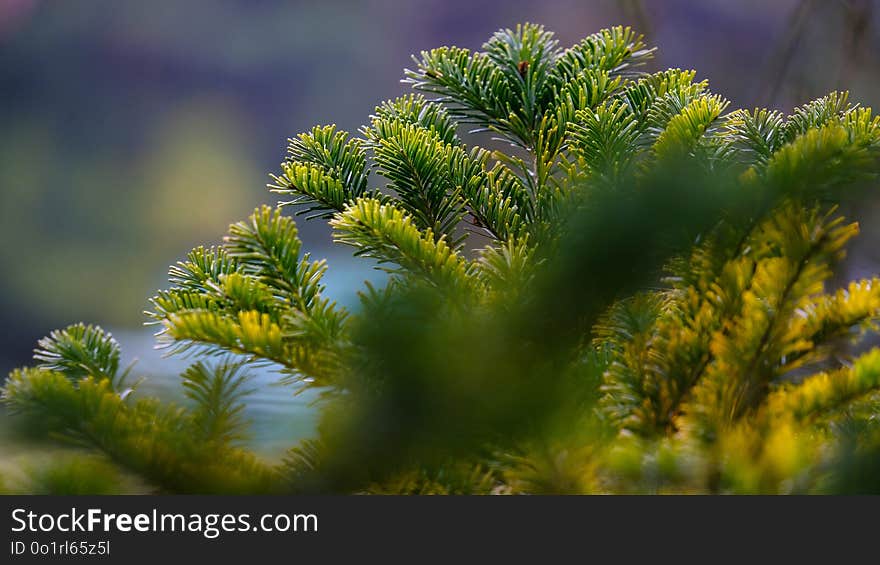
[1,0,879,372]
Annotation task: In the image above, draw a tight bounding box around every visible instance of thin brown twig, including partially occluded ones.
[619,0,653,44]
[760,0,815,108]
[836,0,873,90]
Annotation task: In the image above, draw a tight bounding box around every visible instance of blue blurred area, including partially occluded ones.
[0,0,878,375]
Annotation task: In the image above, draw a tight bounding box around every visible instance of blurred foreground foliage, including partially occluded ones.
[4,24,880,494]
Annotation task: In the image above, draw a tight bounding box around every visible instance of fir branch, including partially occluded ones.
[331,198,474,292]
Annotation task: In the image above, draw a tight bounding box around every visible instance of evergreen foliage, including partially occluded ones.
[4,24,880,493]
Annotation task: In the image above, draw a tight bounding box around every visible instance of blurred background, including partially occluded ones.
[1,0,879,464]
